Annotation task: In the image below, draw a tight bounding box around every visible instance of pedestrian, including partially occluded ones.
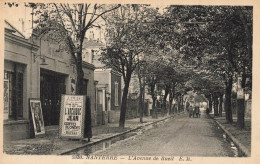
[206,108,209,114]
[194,104,200,118]
[188,105,193,118]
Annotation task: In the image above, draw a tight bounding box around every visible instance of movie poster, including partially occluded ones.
[29,99,45,135]
[59,95,86,139]
[4,80,9,120]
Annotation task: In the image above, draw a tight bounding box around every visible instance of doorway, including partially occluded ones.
[40,69,66,126]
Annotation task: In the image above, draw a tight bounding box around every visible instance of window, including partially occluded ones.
[115,81,119,106]
[4,70,23,120]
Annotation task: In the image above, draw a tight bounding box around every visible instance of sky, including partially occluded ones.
[3,3,167,40]
[3,3,34,38]
[3,3,107,41]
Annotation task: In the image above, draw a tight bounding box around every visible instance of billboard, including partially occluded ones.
[59,95,86,139]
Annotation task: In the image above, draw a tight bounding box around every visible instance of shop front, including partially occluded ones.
[4,21,96,141]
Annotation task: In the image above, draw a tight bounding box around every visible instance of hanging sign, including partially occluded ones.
[29,99,45,135]
[59,95,86,139]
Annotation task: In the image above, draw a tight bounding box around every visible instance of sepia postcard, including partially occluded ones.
[0,0,260,164]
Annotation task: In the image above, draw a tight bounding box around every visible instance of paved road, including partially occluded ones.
[91,110,235,157]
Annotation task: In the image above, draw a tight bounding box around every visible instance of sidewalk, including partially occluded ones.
[3,114,175,155]
[209,113,251,156]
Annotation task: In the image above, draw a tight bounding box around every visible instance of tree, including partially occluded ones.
[199,6,252,126]
[100,5,159,128]
[143,56,163,117]
[136,54,145,123]
[30,3,120,94]
[162,5,252,126]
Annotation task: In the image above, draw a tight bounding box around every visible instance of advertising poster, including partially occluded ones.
[4,80,9,120]
[59,95,86,139]
[29,99,45,135]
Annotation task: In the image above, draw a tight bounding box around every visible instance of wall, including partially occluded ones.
[82,62,96,126]
[4,121,30,141]
[4,30,38,141]
[94,70,109,84]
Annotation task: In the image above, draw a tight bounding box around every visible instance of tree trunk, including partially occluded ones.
[142,78,145,117]
[169,99,172,114]
[205,94,212,114]
[237,98,245,129]
[152,97,156,118]
[150,82,157,118]
[214,94,219,116]
[75,48,92,138]
[237,73,246,129]
[177,95,181,113]
[225,77,233,123]
[209,99,212,113]
[162,95,168,116]
[236,7,251,129]
[181,95,184,112]
[219,94,223,117]
[138,74,143,123]
[75,52,84,95]
[163,86,170,116]
[119,71,132,128]
[169,91,174,115]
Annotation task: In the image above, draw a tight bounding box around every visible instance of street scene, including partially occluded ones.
[73,111,242,157]
[2,1,254,160]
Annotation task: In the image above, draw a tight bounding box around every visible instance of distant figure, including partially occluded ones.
[206,108,210,114]
[188,105,193,118]
[186,101,190,112]
[193,106,200,118]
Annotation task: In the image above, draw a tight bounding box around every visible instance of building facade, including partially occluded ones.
[82,36,122,124]
[4,21,96,141]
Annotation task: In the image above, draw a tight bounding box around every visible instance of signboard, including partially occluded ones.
[237,88,244,99]
[4,80,9,120]
[29,99,45,135]
[59,95,86,139]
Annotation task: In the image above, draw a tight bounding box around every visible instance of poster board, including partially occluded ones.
[59,95,86,139]
[29,98,45,136]
[4,79,9,120]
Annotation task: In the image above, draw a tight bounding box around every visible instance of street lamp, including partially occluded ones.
[33,37,48,65]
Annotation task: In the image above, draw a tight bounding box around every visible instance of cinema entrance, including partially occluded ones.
[40,69,66,126]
